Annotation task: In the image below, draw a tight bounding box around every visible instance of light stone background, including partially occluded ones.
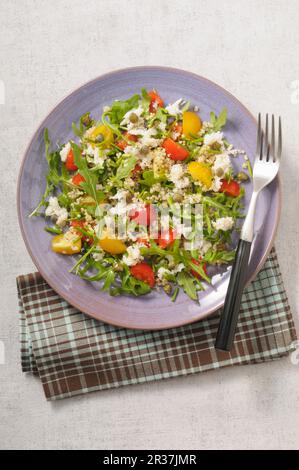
[0,0,298,450]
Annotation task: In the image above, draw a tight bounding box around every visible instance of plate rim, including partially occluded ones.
[17,66,281,330]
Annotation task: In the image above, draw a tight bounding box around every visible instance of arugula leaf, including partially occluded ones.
[171,287,179,302]
[109,94,140,124]
[44,225,63,235]
[29,129,62,216]
[72,121,82,138]
[140,241,169,258]
[141,88,151,113]
[114,155,137,181]
[177,271,198,301]
[72,143,100,204]
[245,158,253,178]
[210,107,227,131]
[147,106,168,127]
[188,260,210,283]
[101,269,116,291]
[204,248,236,264]
[140,170,166,187]
[119,269,151,296]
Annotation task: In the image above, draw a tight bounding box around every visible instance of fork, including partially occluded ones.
[215,114,282,351]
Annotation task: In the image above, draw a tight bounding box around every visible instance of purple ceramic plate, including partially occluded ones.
[17,67,281,330]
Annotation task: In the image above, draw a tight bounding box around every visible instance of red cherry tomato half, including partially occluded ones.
[220,179,240,197]
[65,148,78,171]
[132,163,142,177]
[130,262,155,288]
[162,138,189,161]
[157,228,177,249]
[116,132,138,151]
[148,90,164,113]
[190,258,208,280]
[72,173,85,186]
[129,204,155,226]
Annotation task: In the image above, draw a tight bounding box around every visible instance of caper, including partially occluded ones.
[215,168,224,177]
[163,283,173,295]
[129,112,138,123]
[237,171,249,181]
[210,142,221,151]
[140,145,149,155]
[172,193,183,202]
[95,133,104,143]
[81,113,92,127]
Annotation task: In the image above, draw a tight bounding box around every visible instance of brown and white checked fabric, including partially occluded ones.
[17,248,297,401]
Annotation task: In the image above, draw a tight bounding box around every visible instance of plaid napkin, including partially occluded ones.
[17,248,297,401]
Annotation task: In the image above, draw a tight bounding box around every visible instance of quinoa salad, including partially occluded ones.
[30,88,251,301]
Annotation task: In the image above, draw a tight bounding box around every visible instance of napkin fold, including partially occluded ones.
[17,248,297,401]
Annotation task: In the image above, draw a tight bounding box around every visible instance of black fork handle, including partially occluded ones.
[215,239,252,351]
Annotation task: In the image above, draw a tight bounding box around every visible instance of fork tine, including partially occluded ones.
[265,114,270,161]
[277,116,282,161]
[270,115,275,162]
[256,113,262,160]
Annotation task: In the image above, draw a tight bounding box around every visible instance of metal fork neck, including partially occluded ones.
[240,190,259,242]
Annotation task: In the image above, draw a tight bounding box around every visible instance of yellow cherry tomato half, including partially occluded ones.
[182,111,202,138]
[88,124,114,148]
[98,237,127,255]
[51,232,82,255]
[188,161,213,188]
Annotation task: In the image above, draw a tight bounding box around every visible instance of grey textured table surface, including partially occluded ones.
[0,0,299,450]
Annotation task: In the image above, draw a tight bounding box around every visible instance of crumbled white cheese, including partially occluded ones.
[124,145,140,157]
[103,105,111,113]
[173,263,185,274]
[45,197,68,227]
[122,245,143,266]
[110,201,128,216]
[212,153,231,178]
[129,127,161,148]
[93,251,105,262]
[158,122,167,132]
[212,217,234,231]
[157,267,172,280]
[59,142,71,162]
[110,189,129,201]
[121,105,144,127]
[165,99,183,116]
[168,164,190,189]
[169,163,184,181]
[84,144,107,167]
[197,239,212,255]
[157,263,185,280]
[211,175,222,192]
[128,126,155,138]
[204,131,223,147]
[176,177,190,189]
